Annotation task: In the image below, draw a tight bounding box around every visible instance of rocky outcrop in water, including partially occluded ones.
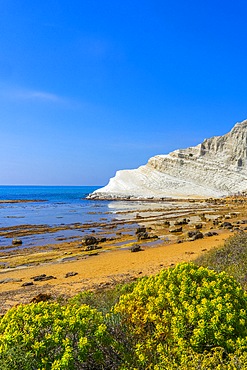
[88,119,247,200]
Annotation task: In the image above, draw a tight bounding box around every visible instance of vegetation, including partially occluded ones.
[1,233,247,369]
[195,231,247,288]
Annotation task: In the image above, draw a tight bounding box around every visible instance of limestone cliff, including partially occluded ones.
[88,119,247,199]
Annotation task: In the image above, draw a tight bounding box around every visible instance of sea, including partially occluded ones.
[0,186,109,227]
[0,186,199,250]
[0,186,146,249]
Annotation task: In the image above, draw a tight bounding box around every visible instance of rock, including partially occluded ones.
[0,278,22,284]
[81,235,98,246]
[22,282,34,287]
[188,231,204,240]
[164,221,170,226]
[170,227,183,233]
[65,272,78,278]
[137,232,149,240]
[204,231,218,237]
[87,252,99,256]
[30,293,51,303]
[175,218,189,225]
[195,223,203,229]
[83,245,102,251]
[98,237,107,243]
[31,274,56,282]
[221,222,233,229]
[12,238,22,245]
[191,232,204,240]
[130,244,142,252]
[87,119,247,200]
[136,227,146,234]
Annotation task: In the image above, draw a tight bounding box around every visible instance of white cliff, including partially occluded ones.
[88,119,247,199]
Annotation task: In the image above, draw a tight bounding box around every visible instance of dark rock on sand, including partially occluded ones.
[204,231,218,237]
[31,274,56,282]
[82,235,98,246]
[30,293,51,303]
[12,238,22,245]
[130,244,142,252]
[137,232,149,240]
[170,227,183,233]
[0,277,22,284]
[65,272,78,278]
[174,218,189,225]
[83,245,102,251]
[221,222,233,229]
[136,227,147,234]
[22,282,34,287]
[194,224,203,229]
[187,231,204,240]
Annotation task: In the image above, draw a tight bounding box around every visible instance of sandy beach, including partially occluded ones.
[0,231,232,314]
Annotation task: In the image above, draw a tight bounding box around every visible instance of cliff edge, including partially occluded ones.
[88,119,247,200]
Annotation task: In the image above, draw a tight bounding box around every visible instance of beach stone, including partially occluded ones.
[22,282,34,287]
[65,272,78,278]
[137,232,149,240]
[194,223,203,229]
[0,278,22,284]
[204,231,218,237]
[84,245,102,251]
[136,227,146,234]
[87,252,99,256]
[12,238,22,245]
[98,237,107,243]
[175,218,189,225]
[130,244,142,252]
[81,235,98,246]
[191,232,204,240]
[222,222,233,229]
[187,231,204,240]
[169,227,183,233]
[30,293,51,303]
[31,274,56,282]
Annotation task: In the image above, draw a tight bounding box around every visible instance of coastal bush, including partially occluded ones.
[2,262,247,369]
[195,231,247,287]
[114,262,247,368]
[0,301,115,370]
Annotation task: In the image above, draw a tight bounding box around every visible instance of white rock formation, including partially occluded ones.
[88,119,247,199]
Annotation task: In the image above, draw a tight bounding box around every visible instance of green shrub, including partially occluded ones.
[114,262,247,368]
[0,301,114,369]
[195,232,247,288]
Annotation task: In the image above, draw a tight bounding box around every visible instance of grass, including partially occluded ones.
[195,231,247,288]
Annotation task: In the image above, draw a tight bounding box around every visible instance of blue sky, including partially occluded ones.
[0,0,247,185]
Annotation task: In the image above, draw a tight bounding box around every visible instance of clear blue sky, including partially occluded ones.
[0,0,247,185]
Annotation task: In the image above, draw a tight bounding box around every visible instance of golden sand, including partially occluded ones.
[0,231,230,313]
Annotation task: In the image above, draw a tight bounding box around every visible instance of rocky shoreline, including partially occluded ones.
[0,196,247,314]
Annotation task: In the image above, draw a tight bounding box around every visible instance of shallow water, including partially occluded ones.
[0,186,215,249]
